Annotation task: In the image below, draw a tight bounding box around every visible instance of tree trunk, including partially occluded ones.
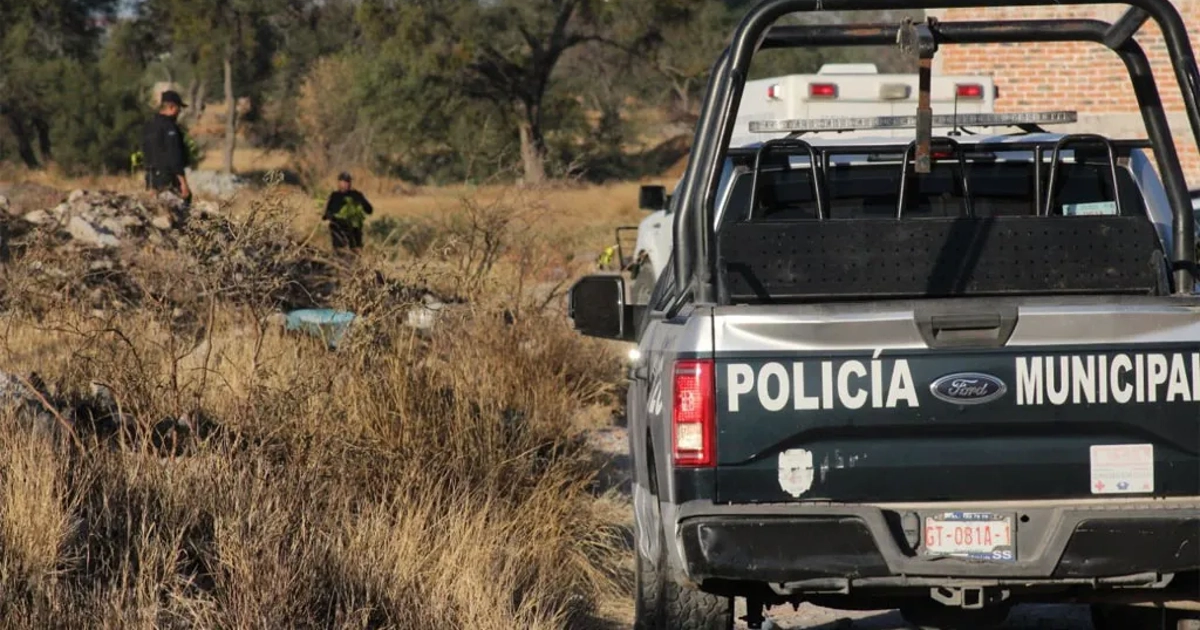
[515,100,546,184]
[185,80,207,126]
[32,116,52,164]
[5,113,38,168]
[223,54,237,175]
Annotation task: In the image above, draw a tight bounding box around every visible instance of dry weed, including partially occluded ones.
[0,180,631,629]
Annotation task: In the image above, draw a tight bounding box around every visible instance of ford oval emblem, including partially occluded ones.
[929,372,1007,405]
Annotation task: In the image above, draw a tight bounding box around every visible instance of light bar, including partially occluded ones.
[748,110,1078,133]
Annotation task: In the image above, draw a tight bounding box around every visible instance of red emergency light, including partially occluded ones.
[956,83,984,99]
[767,84,783,100]
[808,82,838,99]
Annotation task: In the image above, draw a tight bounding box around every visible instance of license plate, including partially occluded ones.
[922,512,1015,562]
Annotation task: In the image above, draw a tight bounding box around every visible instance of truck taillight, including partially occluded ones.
[809,82,837,99]
[672,359,715,467]
[956,83,984,99]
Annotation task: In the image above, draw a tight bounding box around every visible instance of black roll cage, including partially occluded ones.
[668,5,1200,314]
[744,134,1138,221]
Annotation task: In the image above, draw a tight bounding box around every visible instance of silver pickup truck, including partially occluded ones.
[569,3,1200,630]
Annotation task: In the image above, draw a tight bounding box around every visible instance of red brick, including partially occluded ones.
[934,0,1200,185]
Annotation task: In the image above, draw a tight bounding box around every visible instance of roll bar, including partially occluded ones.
[748,138,827,219]
[670,3,1200,311]
[1043,134,1123,217]
[898,136,972,218]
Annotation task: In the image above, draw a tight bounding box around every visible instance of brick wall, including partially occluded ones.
[928,1,1200,186]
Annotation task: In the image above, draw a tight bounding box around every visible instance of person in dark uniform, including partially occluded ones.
[141,90,192,203]
[322,172,374,250]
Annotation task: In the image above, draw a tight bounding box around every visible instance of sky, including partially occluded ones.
[117,0,141,18]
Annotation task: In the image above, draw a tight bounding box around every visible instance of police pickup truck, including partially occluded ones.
[568,4,1200,630]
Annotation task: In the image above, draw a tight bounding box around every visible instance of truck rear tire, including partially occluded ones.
[633,513,662,630]
[659,577,734,630]
[633,496,733,629]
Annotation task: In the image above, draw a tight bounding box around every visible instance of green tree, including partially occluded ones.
[253,0,359,149]
[146,0,280,174]
[0,0,119,168]
[50,19,155,175]
[353,0,691,184]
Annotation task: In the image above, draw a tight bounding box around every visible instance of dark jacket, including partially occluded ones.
[141,113,188,180]
[323,190,374,228]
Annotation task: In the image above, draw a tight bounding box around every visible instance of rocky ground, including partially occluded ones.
[0,185,461,323]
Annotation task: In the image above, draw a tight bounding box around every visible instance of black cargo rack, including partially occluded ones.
[735,137,1155,223]
[669,4,1200,309]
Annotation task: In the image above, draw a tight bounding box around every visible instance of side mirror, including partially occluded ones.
[638,185,668,211]
[568,274,640,341]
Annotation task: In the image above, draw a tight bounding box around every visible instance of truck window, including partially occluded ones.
[731,158,1147,222]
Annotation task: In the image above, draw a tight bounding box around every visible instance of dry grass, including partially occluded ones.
[0,154,658,270]
[194,148,293,174]
[0,180,636,628]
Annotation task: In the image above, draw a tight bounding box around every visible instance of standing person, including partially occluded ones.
[141,90,192,204]
[322,172,374,251]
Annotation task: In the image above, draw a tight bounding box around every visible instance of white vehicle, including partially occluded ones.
[623,62,998,303]
[623,182,679,303]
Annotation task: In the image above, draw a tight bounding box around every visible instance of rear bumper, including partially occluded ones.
[675,500,1200,590]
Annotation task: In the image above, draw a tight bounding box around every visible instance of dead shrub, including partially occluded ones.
[0,181,629,629]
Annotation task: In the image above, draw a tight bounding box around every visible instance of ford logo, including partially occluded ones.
[929,372,1007,405]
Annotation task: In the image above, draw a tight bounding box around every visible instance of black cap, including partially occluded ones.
[160,90,187,108]
[337,172,352,182]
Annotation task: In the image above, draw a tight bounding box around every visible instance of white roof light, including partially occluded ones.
[817,63,879,75]
[747,110,1078,133]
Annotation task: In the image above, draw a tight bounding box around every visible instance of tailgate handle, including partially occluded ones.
[915,310,1018,349]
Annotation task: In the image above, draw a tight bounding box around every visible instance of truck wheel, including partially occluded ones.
[633,508,662,630]
[632,495,733,629]
[658,574,734,630]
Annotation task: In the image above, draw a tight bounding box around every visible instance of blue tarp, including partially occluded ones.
[284,308,356,349]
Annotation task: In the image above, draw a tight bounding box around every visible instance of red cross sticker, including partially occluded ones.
[1094,480,1106,492]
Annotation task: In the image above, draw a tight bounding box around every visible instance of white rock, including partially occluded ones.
[186,169,248,199]
[71,201,94,217]
[0,195,9,214]
[195,200,222,217]
[23,209,51,225]
[67,216,121,248]
[52,202,70,218]
[158,191,185,207]
[99,218,127,237]
[0,372,58,437]
[151,214,173,230]
[68,189,87,204]
[405,297,447,330]
[116,215,145,228]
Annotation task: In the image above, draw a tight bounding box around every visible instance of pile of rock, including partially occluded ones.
[16,189,223,250]
[186,169,249,199]
[2,187,462,330]
[0,371,58,438]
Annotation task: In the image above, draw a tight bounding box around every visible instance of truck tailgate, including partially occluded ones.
[710,299,1200,504]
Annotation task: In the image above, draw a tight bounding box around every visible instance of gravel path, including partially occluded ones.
[737,601,1097,629]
